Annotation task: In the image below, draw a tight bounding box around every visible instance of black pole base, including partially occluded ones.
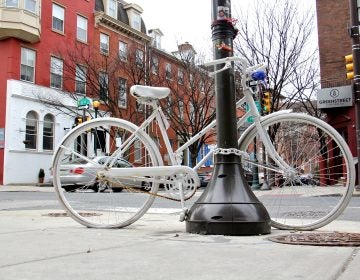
[186,154,271,236]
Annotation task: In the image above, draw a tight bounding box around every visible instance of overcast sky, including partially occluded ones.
[134,0,316,55]
[134,0,252,53]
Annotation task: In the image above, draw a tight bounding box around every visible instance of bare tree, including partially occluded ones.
[37,40,216,167]
[151,50,216,167]
[233,0,322,118]
[39,42,145,124]
[234,1,334,185]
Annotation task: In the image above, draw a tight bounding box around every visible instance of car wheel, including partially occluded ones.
[95,182,110,192]
[62,185,76,192]
[91,185,99,192]
[140,180,152,192]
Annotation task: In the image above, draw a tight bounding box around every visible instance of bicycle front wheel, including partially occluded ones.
[52,118,162,228]
[239,113,355,230]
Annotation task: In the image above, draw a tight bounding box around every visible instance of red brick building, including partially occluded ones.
[316,0,356,157]
[0,0,214,184]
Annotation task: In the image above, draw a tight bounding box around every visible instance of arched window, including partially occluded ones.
[25,111,38,149]
[43,114,54,151]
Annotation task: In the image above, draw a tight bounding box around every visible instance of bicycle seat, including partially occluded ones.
[130,85,170,100]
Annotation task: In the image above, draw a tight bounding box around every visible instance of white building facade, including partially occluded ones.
[4,80,77,184]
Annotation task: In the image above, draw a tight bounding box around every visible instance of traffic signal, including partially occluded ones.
[74,116,83,126]
[345,54,354,80]
[262,92,271,113]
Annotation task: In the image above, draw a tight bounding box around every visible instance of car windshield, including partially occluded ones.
[62,156,90,165]
[97,157,132,168]
[61,155,132,168]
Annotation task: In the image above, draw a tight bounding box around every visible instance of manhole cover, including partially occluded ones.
[44,212,101,217]
[268,232,360,246]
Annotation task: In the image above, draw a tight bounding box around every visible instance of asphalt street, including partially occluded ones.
[0,185,360,280]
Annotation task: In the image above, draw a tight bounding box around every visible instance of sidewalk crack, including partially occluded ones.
[333,248,359,280]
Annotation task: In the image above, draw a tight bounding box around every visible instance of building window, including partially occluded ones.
[107,0,117,18]
[100,33,109,54]
[20,48,35,83]
[134,140,142,162]
[52,3,65,33]
[178,100,184,121]
[153,34,161,49]
[190,102,196,123]
[135,49,144,68]
[25,0,36,13]
[118,78,127,108]
[75,65,86,95]
[25,111,38,150]
[166,96,172,117]
[199,80,205,93]
[131,12,141,31]
[43,114,54,151]
[76,15,88,42]
[119,41,128,61]
[165,63,172,80]
[189,73,194,88]
[5,0,18,7]
[99,72,108,100]
[151,56,159,75]
[178,69,184,84]
[151,137,160,149]
[50,57,63,89]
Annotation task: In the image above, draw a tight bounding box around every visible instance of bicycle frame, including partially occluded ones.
[100,56,293,207]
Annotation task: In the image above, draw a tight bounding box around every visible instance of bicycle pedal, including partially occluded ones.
[179,208,189,222]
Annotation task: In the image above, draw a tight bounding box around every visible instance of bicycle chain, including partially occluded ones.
[100,178,198,202]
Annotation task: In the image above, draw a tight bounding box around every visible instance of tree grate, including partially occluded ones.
[268,232,360,246]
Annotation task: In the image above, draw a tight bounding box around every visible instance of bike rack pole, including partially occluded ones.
[186,0,271,235]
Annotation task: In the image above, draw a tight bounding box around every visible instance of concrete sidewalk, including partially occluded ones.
[0,184,54,192]
[0,185,360,280]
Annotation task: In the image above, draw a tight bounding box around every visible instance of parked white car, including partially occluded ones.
[50,156,148,192]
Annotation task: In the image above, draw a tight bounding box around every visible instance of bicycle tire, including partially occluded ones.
[238,113,355,230]
[52,117,162,228]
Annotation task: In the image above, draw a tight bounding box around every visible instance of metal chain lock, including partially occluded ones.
[213,147,243,156]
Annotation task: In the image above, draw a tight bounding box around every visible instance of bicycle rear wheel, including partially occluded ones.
[239,113,355,230]
[52,118,162,228]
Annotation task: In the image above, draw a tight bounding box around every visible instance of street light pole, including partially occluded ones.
[186,0,271,235]
[251,138,260,189]
[92,100,100,156]
[349,0,360,189]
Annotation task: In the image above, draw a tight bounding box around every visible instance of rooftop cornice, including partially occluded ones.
[94,11,151,43]
[150,47,181,63]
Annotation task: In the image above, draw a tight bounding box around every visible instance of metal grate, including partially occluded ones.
[268,232,360,246]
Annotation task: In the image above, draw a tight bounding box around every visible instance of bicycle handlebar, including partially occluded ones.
[203,56,247,67]
[204,56,267,76]
[246,62,267,74]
